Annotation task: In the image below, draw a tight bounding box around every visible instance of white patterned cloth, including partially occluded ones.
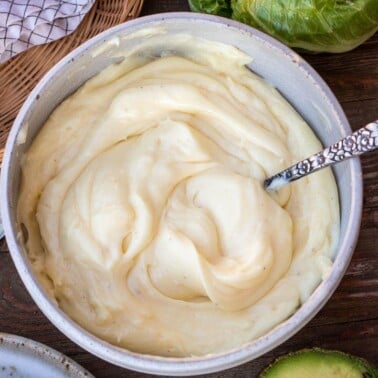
[0,0,94,63]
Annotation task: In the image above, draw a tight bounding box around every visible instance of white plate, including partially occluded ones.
[0,333,94,378]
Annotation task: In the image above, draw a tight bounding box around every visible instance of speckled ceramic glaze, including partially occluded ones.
[0,13,363,376]
[0,333,93,377]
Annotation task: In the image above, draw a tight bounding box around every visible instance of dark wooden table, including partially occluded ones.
[1,1,377,377]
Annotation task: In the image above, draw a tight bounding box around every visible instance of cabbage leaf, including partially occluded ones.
[188,0,378,53]
[188,0,232,18]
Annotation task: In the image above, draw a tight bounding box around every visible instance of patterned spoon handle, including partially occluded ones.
[264,120,378,192]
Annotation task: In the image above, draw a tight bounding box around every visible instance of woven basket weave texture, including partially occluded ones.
[0,0,144,163]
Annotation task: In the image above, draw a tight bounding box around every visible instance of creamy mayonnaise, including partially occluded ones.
[18,34,339,357]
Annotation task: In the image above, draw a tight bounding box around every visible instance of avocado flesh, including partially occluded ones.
[261,349,378,378]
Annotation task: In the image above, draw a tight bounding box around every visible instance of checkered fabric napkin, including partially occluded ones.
[0,0,95,63]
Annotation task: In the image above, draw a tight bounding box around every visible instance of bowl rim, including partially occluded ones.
[0,11,363,376]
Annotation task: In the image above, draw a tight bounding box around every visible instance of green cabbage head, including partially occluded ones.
[188,0,378,53]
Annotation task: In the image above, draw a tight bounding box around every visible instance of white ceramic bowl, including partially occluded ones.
[0,13,363,376]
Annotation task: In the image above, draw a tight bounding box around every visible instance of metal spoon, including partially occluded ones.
[264,120,378,192]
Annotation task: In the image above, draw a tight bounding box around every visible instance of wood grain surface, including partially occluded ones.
[0,1,377,377]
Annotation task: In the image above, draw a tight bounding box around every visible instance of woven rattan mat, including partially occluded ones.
[0,0,144,163]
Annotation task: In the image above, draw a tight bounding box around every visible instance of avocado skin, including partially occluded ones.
[260,348,378,378]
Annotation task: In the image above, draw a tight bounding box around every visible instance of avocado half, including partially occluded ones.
[260,348,378,378]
